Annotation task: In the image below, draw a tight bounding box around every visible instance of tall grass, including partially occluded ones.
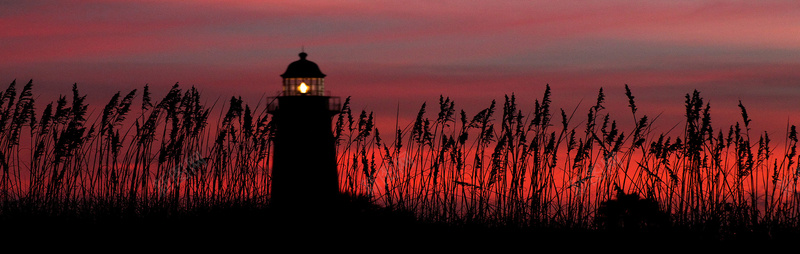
[336,84,800,233]
[0,80,273,218]
[2,79,799,236]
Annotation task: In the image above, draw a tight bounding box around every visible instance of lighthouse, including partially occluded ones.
[269,52,340,210]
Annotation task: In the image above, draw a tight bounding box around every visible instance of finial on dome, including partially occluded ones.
[299,52,307,60]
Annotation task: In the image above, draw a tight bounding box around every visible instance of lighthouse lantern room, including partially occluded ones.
[280,52,326,96]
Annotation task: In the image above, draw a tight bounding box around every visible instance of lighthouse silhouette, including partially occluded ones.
[269,52,340,211]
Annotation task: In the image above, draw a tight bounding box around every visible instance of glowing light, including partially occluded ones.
[298,82,309,94]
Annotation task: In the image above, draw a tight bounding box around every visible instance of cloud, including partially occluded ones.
[2,0,800,138]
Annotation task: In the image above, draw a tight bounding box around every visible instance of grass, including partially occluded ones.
[1,80,799,242]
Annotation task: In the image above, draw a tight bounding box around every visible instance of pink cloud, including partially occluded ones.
[2,0,799,143]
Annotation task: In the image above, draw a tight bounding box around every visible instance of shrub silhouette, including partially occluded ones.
[595,191,669,231]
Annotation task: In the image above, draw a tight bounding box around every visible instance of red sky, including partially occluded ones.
[2,0,800,140]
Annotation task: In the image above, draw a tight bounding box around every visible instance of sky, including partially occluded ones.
[2,0,800,140]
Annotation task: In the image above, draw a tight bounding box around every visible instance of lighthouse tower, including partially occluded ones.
[269,52,340,210]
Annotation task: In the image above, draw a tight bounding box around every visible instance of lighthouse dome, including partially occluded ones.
[281,52,326,78]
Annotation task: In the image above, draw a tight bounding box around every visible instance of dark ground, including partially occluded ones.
[1,194,796,250]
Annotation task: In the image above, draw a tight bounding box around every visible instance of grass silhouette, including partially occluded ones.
[1,80,799,242]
